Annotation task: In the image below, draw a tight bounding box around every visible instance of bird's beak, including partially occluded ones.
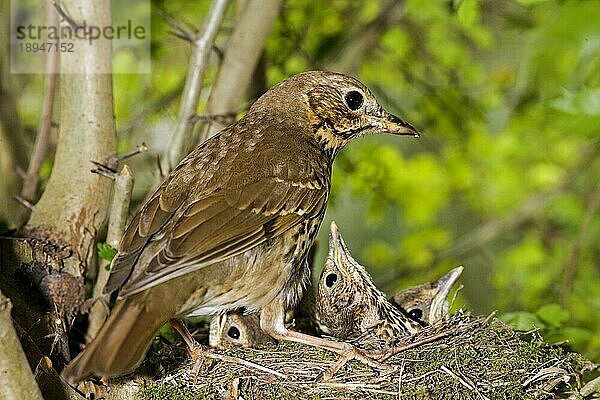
[328,221,344,259]
[328,221,352,270]
[429,266,464,322]
[382,112,420,137]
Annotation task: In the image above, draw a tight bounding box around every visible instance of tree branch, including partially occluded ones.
[162,0,230,172]
[20,2,60,208]
[197,0,283,140]
[87,165,134,341]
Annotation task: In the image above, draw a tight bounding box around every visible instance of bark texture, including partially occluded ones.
[24,0,116,278]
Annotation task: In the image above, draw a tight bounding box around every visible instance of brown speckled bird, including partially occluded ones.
[209,310,276,349]
[62,71,418,383]
[314,221,423,345]
[210,267,462,349]
[391,266,463,325]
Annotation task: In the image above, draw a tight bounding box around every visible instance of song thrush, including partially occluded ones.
[209,310,275,349]
[62,71,418,383]
[314,221,423,346]
[210,267,462,348]
[391,266,463,325]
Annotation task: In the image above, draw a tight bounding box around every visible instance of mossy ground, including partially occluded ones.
[134,312,595,400]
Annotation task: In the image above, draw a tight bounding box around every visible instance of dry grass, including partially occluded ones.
[129,312,595,400]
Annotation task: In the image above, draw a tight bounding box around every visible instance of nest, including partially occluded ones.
[126,312,594,400]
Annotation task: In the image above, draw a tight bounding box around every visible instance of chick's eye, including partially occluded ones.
[345,90,364,111]
[408,309,423,321]
[227,326,241,339]
[325,273,338,288]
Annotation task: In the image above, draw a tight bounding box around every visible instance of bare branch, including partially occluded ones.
[20,3,59,207]
[198,0,283,140]
[51,1,82,29]
[162,0,230,172]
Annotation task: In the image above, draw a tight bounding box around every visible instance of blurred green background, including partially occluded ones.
[5,0,599,361]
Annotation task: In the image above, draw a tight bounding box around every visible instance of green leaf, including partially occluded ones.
[500,311,545,331]
[97,242,117,262]
[551,88,600,116]
[457,0,479,28]
[536,303,569,328]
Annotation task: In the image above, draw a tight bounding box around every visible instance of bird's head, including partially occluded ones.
[253,71,419,153]
[392,266,464,325]
[209,311,275,349]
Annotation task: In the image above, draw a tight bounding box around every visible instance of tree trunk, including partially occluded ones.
[24,0,116,279]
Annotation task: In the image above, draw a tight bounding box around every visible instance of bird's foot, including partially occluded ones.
[187,343,211,384]
[169,318,211,384]
[321,344,392,380]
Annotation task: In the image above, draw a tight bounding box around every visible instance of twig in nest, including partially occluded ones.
[440,365,491,400]
[202,350,287,379]
[380,331,451,361]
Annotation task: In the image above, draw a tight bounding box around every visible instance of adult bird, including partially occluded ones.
[62,71,419,383]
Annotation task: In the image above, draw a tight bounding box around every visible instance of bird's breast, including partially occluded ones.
[180,220,319,318]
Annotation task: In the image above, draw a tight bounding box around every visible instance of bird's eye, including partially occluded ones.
[227,326,241,339]
[408,309,423,321]
[325,273,338,288]
[345,90,364,111]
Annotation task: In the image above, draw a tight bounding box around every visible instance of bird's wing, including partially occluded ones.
[105,147,328,297]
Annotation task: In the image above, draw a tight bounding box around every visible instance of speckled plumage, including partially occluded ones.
[314,222,423,347]
[62,71,418,383]
[208,266,462,349]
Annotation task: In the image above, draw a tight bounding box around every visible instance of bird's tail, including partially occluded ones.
[61,295,166,384]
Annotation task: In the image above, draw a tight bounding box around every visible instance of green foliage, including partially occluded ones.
[501,303,594,357]
[13,0,600,362]
[97,243,117,263]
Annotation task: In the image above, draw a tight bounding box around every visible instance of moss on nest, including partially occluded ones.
[136,312,595,400]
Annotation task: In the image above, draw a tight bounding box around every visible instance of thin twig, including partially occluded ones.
[440,365,491,400]
[51,1,81,29]
[106,143,148,167]
[13,196,35,211]
[380,331,451,361]
[20,2,59,204]
[204,351,287,379]
[162,0,230,173]
[157,10,195,42]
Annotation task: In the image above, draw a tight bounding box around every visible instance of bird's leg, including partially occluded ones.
[260,300,393,379]
[169,319,207,382]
